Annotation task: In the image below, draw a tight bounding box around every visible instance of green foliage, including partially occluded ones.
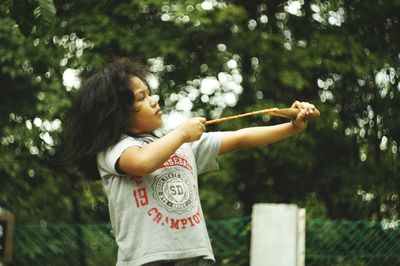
[33,0,56,34]
[1,0,57,37]
[0,0,399,238]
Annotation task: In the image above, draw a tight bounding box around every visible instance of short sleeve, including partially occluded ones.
[190,131,222,175]
[96,135,144,176]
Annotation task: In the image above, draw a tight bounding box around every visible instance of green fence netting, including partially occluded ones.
[9,217,400,265]
[12,216,251,266]
[14,223,117,266]
[307,219,400,266]
[207,216,251,265]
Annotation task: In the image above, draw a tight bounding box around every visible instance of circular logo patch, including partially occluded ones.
[153,170,195,213]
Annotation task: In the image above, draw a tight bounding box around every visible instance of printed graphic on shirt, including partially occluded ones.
[147,207,202,229]
[126,145,202,229]
[128,174,203,230]
[153,168,195,214]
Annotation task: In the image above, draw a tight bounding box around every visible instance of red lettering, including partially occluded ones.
[161,155,193,173]
[187,216,195,227]
[147,210,203,230]
[193,213,200,224]
[170,218,180,229]
[154,212,162,223]
[147,208,163,224]
[148,208,157,216]
[133,187,149,208]
[180,218,188,229]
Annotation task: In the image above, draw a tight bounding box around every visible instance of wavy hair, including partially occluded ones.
[62,58,149,179]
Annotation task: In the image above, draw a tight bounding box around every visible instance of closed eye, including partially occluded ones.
[134,87,152,105]
[135,92,145,101]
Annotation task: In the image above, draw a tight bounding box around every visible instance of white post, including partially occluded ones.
[250,203,306,266]
[297,208,306,266]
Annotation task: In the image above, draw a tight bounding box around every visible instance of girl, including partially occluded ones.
[63,58,317,266]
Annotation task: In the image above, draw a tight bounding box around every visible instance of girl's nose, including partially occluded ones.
[150,95,158,106]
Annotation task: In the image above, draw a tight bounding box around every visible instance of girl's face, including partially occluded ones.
[127,77,162,134]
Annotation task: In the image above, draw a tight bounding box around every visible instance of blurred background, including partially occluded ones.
[0,0,399,265]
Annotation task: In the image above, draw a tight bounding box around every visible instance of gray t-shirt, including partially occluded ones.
[97,132,222,266]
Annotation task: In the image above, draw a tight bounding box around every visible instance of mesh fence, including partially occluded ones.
[11,217,251,266]
[207,216,251,266]
[14,223,117,266]
[10,217,400,265]
[307,219,400,266]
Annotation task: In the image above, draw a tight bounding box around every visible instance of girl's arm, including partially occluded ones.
[219,101,316,154]
[118,117,206,176]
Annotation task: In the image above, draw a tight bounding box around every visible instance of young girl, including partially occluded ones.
[63,58,317,266]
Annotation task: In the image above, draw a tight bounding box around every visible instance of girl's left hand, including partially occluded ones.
[290,101,317,131]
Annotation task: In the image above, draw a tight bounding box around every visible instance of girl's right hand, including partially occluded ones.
[176,117,206,142]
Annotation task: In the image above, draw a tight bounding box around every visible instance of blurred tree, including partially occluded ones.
[2,0,56,37]
[203,0,400,220]
[0,0,399,230]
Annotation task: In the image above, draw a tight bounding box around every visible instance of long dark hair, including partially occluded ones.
[62,58,148,179]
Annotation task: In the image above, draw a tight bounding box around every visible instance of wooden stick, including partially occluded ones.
[205,107,320,125]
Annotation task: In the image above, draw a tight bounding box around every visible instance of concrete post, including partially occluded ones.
[0,207,15,264]
[250,203,305,266]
